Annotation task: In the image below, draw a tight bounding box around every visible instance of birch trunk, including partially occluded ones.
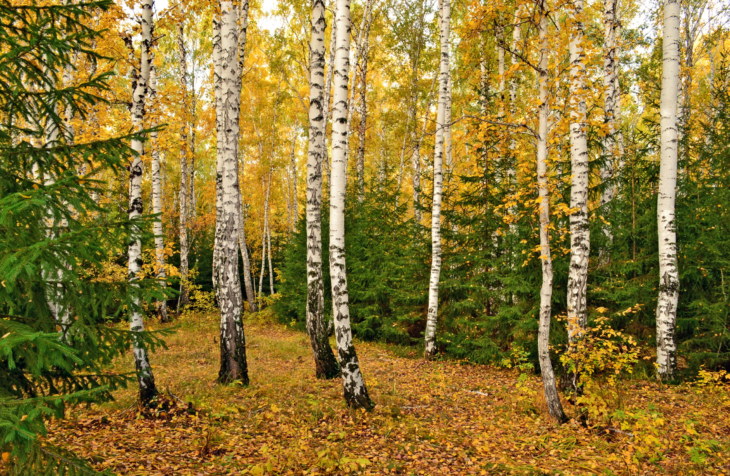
[127,0,157,405]
[214,0,248,385]
[149,65,169,323]
[235,0,257,312]
[354,0,374,202]
[237,196,257,311]
[566,0,590,350]
[322,5,337,185]
[600,0,623,214]
[536,1,566,423]
[656,0,680,381]
[330,0,373,409]
[306,0,340,379]
[258,174,271,298]
[177,24,191,310]
[423,0,450,359]
[267,218,274,295]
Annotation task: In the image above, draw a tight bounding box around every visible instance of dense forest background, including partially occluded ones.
[1,0,729,472]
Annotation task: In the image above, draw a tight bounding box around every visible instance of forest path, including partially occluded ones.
[47,313,729,475]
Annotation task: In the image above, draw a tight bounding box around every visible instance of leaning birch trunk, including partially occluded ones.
[149,65,169,323]
[536,0,566,423]
[423,0,450,359]
[177,24,191,310]
[213,0,249,385]
[127,0,157,405]
[330,0,373,409]
[656,0,680,381]
[566,0,590,353]
[305,0,339,379]
[258,174,271,299]
[267,220,274,295]
[600,0,624,244]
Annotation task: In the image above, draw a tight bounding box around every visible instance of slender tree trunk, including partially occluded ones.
[214,0,248,385]
[237,195,257,311]
[258,174,271,298]
[536,1,566,423]
[127,0,158,405]
[235,0,257,312]
[306,0,340,379]
[149,65,169,323]
[656,0,680,381]
[600,0,623,245]
[267,214,274,294]
[354,0,374,202]
[566,0,590,352]
[423,0,450,359]
[322,3,337,186]
[330,0,373,409]
[177,24,191,310]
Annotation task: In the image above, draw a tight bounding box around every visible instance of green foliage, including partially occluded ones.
[275,178,429,344]
[0,1,169,472]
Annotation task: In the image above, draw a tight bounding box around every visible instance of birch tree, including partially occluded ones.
[126,0,158,404]
[305,0,340,379]
[566,0,589,351]
[353,0,374,201]
[600,0,623,215]
[535,0,566,422]
[423,0,450,359]
[330,0,374,409]
[656,0,681,381]
[213,0,248,385]
[236,0,258,312]
[149,64,169,322]
[177,23,191,310]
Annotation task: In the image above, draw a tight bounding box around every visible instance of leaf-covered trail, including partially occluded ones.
[48,314,729,474]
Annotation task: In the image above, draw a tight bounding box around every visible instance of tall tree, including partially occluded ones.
[305,0,340,379]
[566,0,589,353]
[236,0,258,312]
[213,0,249,384]
[535,0,566,423]
[423,0,450,359]
[177,22,192,310]
[330,0,374,409]
[656,0,681,381]
[600,0,623,218]
[126,0,158,405]
[149,63,169,322]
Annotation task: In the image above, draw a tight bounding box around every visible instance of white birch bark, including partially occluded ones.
[330,0,373,409]
[267,216,274,295]
[322,4,337,185]
[566,0,590,349]
[656,0,680,381]
[423,0,450,359]
[353,0,374,201]
[536,0,566,422]
[214,0,248,384]
[177,23,191,310]
[237,195,257,311]
[149,64,169,322]
[258,173,271,298]
[306,0,340,378]
[600,0,624,215]
[127,0,157,404]
[235,0,257,312]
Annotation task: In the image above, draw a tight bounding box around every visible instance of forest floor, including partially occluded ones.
[47,313,729,475]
